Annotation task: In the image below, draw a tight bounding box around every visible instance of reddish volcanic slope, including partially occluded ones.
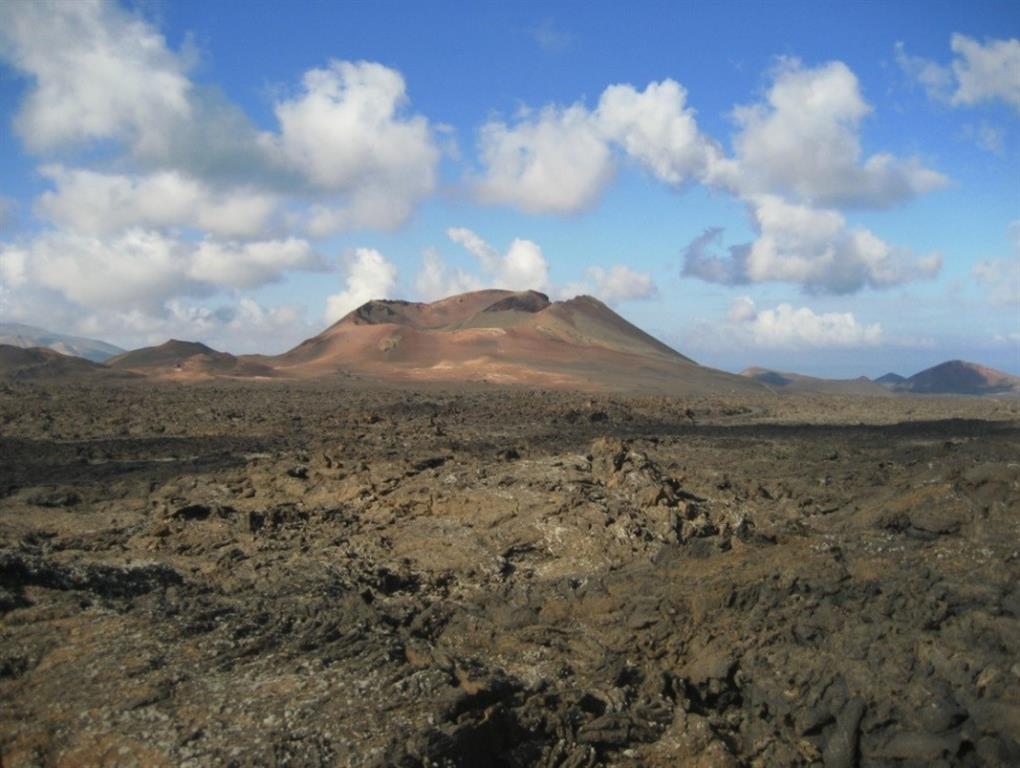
[897,360,1020,396]
[271,290,763,395]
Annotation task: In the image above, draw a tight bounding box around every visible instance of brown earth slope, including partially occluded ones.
[273,290,764,395]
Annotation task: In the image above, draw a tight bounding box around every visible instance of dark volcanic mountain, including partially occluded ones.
[896,360,1020,396]
[108,340,276,380]
[273,289,764,395]
[741,367,894,397]
[0,322,124,362]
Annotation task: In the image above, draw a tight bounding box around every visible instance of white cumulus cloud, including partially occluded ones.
[0,0,192,154]
[37,167,278,239]
[744,195,941,292]
[3,230,201,309]
[447,228,550,291]
[324,248,399,324]
[682,195,941,294]
[422,232,654,304]
[474,63,943,214]
[500,239,551,291]
[471,79,724,213]
[596,79,722,186]
[728,297,883,348]
[950,34,1020,112]
[724,59,945,208]
[187,238,324,289]
[414,248,484,302]
[897,35,1020,114]
[473,104,615,214]
[268,60,439,233]
[472,64,945,296]
[560,265,658,304]
[0,2,441,223]
[677,60,945,294]
[0,230,322,311]
[0,1,445,339]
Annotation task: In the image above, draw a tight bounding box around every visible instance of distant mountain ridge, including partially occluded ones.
[0,345,136,381]
[741,360,1020,398]
[740,367,894,397]
[4,296,1018,398]
[0,322,123,362]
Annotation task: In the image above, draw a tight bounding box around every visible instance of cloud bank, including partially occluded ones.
[727,297,883,348]
[681,197,941,294]
[0,0,441,344]
[473,59,946,295]
[0,1,993,351]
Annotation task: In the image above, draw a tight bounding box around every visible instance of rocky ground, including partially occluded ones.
[0,379,1018,767]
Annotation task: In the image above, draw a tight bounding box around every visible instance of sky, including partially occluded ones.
[0,0,1018,378]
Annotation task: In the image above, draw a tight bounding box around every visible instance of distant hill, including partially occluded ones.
[0,345,135,381]
[108,340,219,369]
[0,322,123,362]
[107,340,277,379]
[741,361,1020,398]
[874,372,906,389]
[895,360,1020,397]
[272,289,765,395]
[740,368,894,397]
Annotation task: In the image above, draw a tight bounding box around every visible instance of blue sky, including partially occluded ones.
[0,0,1018,377]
